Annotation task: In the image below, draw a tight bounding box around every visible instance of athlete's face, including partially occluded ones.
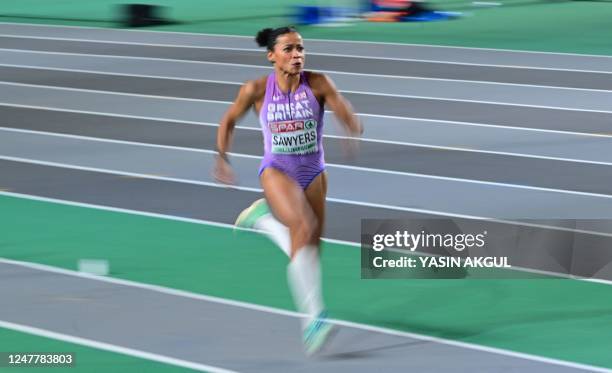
[268,32,305,75]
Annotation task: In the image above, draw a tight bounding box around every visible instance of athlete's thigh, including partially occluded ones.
[304,171,327,242]
[260,167,314,228]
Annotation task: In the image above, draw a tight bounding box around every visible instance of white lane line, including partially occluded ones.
[2,158,612,239]
[0,81,219,103]
[2,107,612,167]
[1,33,611,74]
[0,189,354,248]
[1,256,611,373]
[3,190,612,287]
[2,63,611,113]
[1,48,611,93]
[0,320,239,373]
[0,79,609,120]
[1,189,611,285]
[356,112,612,137]
[2,21,612,59]
[324,136,612,167]
[0,61,243,84]
[3,126,612,198]
[2,100,611,139]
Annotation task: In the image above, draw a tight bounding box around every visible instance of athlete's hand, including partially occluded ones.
[213,154,236,185]
[341,121,362,160]
[341,135,360,160]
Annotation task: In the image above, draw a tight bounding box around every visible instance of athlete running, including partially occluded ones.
[214,26,363,355]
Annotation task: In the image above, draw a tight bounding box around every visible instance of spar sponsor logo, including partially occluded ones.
[271,120,303,133]
[269,120,318,154]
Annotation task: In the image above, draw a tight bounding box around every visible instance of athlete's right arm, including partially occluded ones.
[214,80,258,185]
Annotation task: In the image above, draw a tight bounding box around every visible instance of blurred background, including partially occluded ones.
[0,0,610,53]
[1,1,612,372]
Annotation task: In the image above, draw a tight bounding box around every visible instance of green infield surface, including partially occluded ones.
[2,194,612,370]
[0,0,611,55]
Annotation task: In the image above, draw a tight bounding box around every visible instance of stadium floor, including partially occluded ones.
[1,22,612,372]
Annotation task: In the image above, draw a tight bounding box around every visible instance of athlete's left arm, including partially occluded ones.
[313,73,363,136]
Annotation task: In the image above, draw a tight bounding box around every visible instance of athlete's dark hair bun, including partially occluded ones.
[255,28,273,48]
[255,26,298,51]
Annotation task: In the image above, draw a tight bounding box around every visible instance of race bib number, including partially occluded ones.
[269,120,318,154]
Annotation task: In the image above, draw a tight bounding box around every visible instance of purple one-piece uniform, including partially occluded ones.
[258,71,326,189]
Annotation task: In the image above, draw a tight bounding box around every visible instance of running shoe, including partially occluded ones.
[234,198,270,230]
[303,310,336,356]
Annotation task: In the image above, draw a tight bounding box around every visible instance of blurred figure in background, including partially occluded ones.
[369,0,435,17]
[214,26,362,355]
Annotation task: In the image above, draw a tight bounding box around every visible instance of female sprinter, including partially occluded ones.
[214,26,362,355]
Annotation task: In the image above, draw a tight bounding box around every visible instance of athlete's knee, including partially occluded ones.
[289,208,318,244]
[302,213,318,242]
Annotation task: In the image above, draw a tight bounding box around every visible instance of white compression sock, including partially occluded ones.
[287,245,324,328]
[253,214,291,257]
